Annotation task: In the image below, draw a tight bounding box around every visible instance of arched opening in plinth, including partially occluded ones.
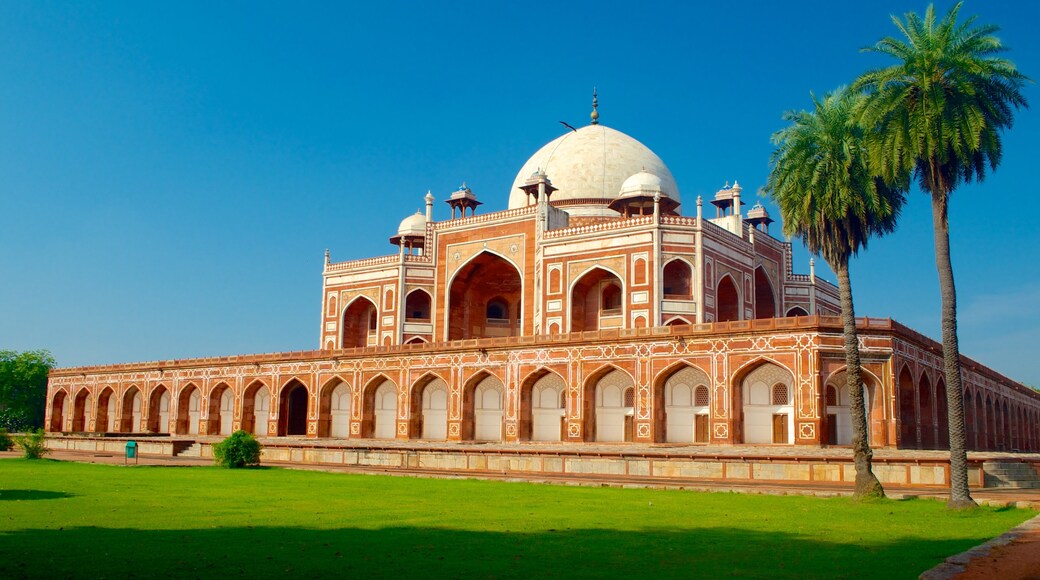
[570,267,624,333]
[985,396,995,451]
[241,381,271,436]
[462,372,505,441]
[583,366,634,443]
[362,377,398,439]
[341,297,378,349]
[448,252,522,340]
[277,380,309,437]
[72,389,92,432]
[754,267,776,319]
[785,306,809,317]
[1001,400,1011,451]
[655,363,711,443]
[822,370,882,447]
[405,289,432,322]
[96,387,115,433]
[519,369,566,442]
[207,383,234,436]
[120,386,142,433]
[716,275,740,322]
[936,379,949,450]
[918,374,934,449]
[49,390,67,432]
[318,378,352,438]
[410,374,448,440]
[739,362,795,444]
[147,386,170,434]
[175,384,201,435]
[897,367,916,449]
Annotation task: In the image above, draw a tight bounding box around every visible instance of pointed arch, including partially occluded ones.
[175,383,202,435]
[276,378,310,437]
[341,296,379,348]
[662,258,693,299]
[119,385,142,433]
[753,266,776,319]
[49,389,68,432]
[207,382,234,437]
[410,372,449,440]
[242,380,271,436]
[447,251,522,340]
[518,368,567,442]
[734,359,796,444]
[72,388,92,432]
[583,364,635,443]
[404,288,432,322]
[653,361,711,443]
[362,375,398,439]
[318,375,352,438]
[570,267,625,333]
[716,274,740,322]
[462,370,505,441]
[96,386,116,433]
[147,384,171,434]
[785,305,809,317]
[897,365,917,449]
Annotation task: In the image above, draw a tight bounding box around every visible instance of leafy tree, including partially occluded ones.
[767,87,905,499]
[0,350,56,431]
[213,430,262,468]
[854,2,1028,508]
[16,428,50,459]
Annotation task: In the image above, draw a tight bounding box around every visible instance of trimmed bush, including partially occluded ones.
[213,430,262,468]
[17,429,49,459]
[0,429,13,451]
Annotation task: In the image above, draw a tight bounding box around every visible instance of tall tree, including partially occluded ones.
[0,350,56,431]
[854,2,1028,508]
[767,87,905,499]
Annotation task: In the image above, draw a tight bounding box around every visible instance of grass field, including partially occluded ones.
[0,459,1034,578]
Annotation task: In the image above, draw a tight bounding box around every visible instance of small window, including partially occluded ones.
[826,385,837,407]
[602,284,622,311]
[694,385,710,407]
[368,310,378,331]
[772,383,789,406]
[486,299,508,320]
[623,388,635,408]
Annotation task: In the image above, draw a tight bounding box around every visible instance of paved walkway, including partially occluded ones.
[4,448,1039,577]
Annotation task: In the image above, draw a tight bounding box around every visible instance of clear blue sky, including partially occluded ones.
[2,1,1037,386]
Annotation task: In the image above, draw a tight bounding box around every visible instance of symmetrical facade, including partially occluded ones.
[46,109,1040,451]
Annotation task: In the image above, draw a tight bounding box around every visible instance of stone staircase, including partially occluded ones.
[982,461,1040,489]
[172,441,201,458]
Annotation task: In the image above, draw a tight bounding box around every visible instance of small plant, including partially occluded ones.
[0,429,13,451]
[213,430,262,468]
[17,429,50,459]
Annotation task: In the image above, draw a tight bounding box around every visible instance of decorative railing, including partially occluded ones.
[543,215,654,239]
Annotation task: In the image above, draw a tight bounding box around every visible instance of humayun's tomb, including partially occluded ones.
[45,100,1040,487]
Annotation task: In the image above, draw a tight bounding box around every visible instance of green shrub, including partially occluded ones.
[213,430,262,468]
[0,429,13,451]
[17,429,50,459]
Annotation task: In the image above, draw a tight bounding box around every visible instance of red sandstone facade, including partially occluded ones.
[45,118,1040,451]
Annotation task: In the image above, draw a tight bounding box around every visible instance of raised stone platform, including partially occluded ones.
[45,435,1040,489]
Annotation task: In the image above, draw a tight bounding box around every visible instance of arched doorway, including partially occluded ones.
[464,373,505,441]
[525,371,565,442]
[120,387,142,433]
[328,381,352,438]
[716,275,740,322]
[405,290,432,322]
[662,260,692,299]
[785,306,809,317]
[741,363,795,444]
[660,365,711,443]
[571,268,624,332]
[246,384,272,437]
[176,385,201,435]
[448,252,522,340]
[206,384,233,436]
[919,375,934,449]
[361,378,397,439]
[754,267,776,319]
[278,380,310,436]
[587,368,634,443]
[72,390,92,432]
[341,298,378,348]
[148,386,170,434]
[414,376,448,440]
[49,390,67,432]
[936,380,949,449]
[97,387,115,433]
[898,367,916,448]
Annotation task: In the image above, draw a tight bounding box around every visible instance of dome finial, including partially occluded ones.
[590,87,599,125]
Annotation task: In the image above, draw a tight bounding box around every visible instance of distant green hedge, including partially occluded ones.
[212,430,262,468]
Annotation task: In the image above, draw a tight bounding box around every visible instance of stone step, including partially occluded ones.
[982,461,1040,489]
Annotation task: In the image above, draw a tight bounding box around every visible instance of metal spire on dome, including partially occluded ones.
[590,87,599,125]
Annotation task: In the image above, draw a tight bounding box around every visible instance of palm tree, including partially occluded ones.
[854,2,1028,509]
[767,87,904,499]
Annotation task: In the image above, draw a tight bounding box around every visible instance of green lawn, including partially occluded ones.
[0,459,1033,578]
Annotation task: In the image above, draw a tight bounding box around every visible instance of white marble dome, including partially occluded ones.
[509,124,680,217]
[397,211,427,236]
[619,169,667,197]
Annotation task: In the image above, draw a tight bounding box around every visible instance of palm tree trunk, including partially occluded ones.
[835,260,884,499]
[930,192,976,509]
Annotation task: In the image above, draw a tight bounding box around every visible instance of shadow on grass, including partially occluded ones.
[0,490,74,501]
[0,524,969,579]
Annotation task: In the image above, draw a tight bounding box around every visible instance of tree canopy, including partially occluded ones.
[0,350,56,431]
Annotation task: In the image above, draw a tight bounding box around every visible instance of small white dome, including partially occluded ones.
[619,170,666,197]
[397,211,427,236]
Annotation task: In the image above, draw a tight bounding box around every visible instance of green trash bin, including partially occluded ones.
[125,441,138,464]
